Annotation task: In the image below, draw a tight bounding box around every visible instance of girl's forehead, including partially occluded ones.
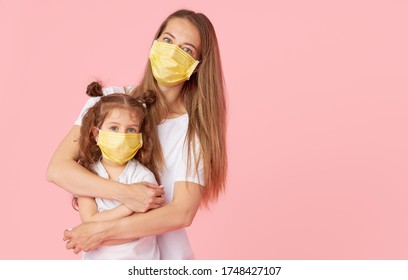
[105,107,141,122]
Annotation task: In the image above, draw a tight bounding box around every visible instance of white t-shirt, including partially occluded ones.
[75,86,204,260]
[82,159,159,260]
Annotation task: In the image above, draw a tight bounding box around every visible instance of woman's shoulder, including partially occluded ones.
[82,85,135,108]
[102,85,135,95]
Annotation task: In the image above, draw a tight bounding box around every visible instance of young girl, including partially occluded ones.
[74,81,160,260]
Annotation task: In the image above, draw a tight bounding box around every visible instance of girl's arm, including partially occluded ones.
[64,181,202,253]
[46,125,165,212]
[77,197,133,223]
[77,197,138,246]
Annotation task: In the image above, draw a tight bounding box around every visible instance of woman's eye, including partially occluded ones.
[127,128,137,133]
[109,126,119,132]
[163,37,171,43]
[182,47,193,55]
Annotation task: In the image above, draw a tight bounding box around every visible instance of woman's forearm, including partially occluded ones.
[49,158,126,199]
[104,182,202,240]
[108,203,188,240]
[84,205,134,223]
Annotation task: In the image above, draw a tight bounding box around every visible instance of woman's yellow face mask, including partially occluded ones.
[149,40,200,86]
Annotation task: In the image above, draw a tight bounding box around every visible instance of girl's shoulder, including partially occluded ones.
[126,159,158,184]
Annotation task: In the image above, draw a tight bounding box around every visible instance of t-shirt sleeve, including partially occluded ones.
[74,96,101,126]
[140,169,158,185]
[174,137,205,186]
[131,165,158,188]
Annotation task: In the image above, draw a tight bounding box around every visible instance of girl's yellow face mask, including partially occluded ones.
[149,40,200,86]
[97,130,143,165]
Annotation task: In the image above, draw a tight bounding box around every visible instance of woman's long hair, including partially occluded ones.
[131,9,227,206]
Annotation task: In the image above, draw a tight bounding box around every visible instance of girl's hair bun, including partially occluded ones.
[142,90,156,106]
[86,81,103,97]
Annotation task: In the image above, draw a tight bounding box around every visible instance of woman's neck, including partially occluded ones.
[159,83,187,118]
[100,158,127,180]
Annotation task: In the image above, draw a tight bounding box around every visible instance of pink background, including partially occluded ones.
[1,0,407,259]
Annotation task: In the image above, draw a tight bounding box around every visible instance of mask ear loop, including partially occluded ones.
[92,127,100,143]
[138,99,147,108]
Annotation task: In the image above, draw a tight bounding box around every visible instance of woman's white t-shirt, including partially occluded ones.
[75,86,204,260]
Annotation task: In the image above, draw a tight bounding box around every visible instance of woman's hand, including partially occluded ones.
[119,181,165,213]
[63,221,112,254]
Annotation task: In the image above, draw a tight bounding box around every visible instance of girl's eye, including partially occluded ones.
[163,37,172,43]
[109,126,119,132]
[127,128,137,133]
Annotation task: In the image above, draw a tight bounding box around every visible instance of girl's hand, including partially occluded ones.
[120,182,165,213]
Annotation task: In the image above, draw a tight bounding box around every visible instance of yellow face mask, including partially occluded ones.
[97,130,143,165]
[149,40,200,86]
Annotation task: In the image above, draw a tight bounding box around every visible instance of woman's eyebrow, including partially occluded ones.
[162,32,175,39]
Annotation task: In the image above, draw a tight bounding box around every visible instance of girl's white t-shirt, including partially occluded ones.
[75,86,204,260]
[83,159,159,260]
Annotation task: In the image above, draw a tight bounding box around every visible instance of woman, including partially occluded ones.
[47,9,227,260]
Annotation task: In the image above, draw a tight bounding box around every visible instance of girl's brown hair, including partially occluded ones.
[131,9,227,206]
[72,81,157,210]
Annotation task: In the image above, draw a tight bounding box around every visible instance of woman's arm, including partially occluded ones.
[77,197,133,223]
[46,125,165,212]
[64,181,202,253]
